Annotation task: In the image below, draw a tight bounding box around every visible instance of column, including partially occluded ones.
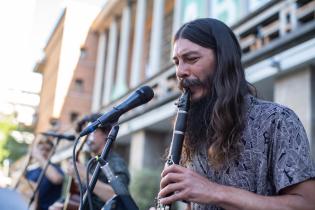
[172,0,182,37]
[274,67,314,159]
[129,130,167,177]
[130,0,147,88]
[92,31,107,112]
[113,3,131,99]
[279,8,287,37]
[103,19,118,105]
[170,0,182,61]
[129,130,145,176]
[312,68,315,160]
[289,0,298,31]
[147,0,165,78]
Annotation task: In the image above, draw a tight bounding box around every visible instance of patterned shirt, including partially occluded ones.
[189,95,315,210]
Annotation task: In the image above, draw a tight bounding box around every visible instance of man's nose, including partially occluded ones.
[176,62,190,79]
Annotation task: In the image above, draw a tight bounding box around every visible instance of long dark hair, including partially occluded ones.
[175,18,254,168]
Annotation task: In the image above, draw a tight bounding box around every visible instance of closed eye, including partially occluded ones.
[172,56,200,66]
[185,57,199,63]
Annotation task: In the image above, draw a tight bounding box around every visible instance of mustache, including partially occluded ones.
[178,78,204,90]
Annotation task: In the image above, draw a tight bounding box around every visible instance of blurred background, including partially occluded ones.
[0,0,314,209]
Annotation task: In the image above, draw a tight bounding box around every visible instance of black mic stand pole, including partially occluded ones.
[28,137,62,209]
[80,124,119,210]
[98,158,138,210]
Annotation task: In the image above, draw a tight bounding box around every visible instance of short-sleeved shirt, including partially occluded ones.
[189,95,315,210]
[85,152,130,210]
[26,163,64,210]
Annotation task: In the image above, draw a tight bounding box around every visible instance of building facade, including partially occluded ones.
[89,0,315,177]
[34,2,100,133]
[29,0,315,208]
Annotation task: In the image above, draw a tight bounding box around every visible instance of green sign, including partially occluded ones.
[181,0,207,23]
[210,0,242,25]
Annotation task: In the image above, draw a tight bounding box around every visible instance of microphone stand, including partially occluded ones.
[99,158,138,210]
[27,137,61,209]
[13,150,33,190]
[80,124,119,210]
[80,124,138,210]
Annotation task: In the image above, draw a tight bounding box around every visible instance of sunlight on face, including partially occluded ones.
[173,38,216,101]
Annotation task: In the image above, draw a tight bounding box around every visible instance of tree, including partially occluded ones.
[130,168,160,210]
[0,116,28,165]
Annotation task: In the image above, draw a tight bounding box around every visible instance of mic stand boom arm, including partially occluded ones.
[81,124,138,210]
[80,124,119,210]
[28,137,62,208]
[99,158,139,210]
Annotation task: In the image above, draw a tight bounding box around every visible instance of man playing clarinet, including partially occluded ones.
[158,18,315,210]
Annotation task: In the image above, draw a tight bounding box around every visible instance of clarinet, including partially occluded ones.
[157,89,191,210]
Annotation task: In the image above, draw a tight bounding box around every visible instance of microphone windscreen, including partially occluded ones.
[138,86,154,103]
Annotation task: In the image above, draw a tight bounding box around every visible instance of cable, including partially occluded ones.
[86,156,97,210]
[72,136,84,209]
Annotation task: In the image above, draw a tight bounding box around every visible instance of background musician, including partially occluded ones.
[49,113,130,210]
[26,135,64,210]
[158,18,315,210]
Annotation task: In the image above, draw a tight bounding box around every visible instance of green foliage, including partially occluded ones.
[0,116,28,165]
[130,168,161,210]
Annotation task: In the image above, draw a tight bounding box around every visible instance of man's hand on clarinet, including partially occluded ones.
[158,164,221,206]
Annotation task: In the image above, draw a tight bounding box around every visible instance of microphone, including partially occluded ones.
[80,86,154,137]
[41,132,76,141]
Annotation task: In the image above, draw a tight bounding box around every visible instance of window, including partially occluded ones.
[80,46,87,58]
[74,79,84,92]
[49,118,59,129]
[70,112,79,123]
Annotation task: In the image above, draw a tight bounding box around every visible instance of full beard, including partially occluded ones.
[178,75,216,154]
[185,92,215,152]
